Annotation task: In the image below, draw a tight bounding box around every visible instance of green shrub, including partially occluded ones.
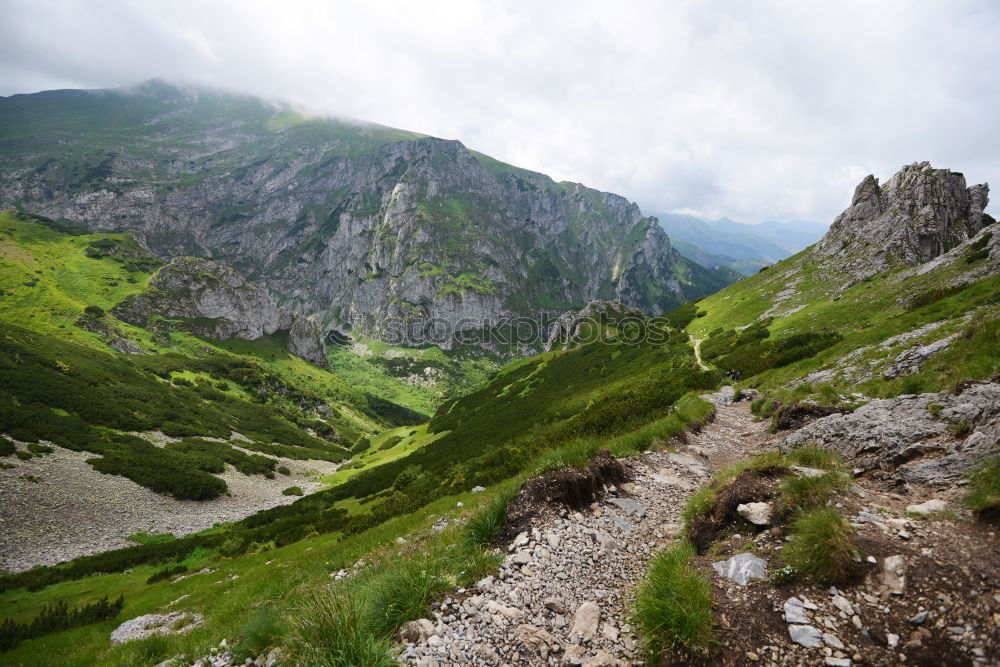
[282,486,304,497]
[463,485,519,547]
[0,595,124,652]
[146,564,187,584]
[27,443,53,455]
[907,283,969,311]
[632,540,713,656]
[750,397,777,418]
[90,435,229,500]
[277,465,291,476]
[964,232,993,264]
[126,532,174,546]
[0,438,15,457]
[287,592,395,667]
[964,458,1000,516]
[167,439,277,478]
[83,305,105,317]
[782,508,859,584]
[15,450,32,461]
[656,303,699,330]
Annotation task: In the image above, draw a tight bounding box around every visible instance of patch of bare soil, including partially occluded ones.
[772,402,844,431]
[497,450,629,546]
[701,479,999,666]
[687,470,778,552]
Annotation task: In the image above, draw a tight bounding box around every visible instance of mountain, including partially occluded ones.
[2,161,998,665]
[0,80,736,349]
[813,161,991,283]
[651,211,827,275]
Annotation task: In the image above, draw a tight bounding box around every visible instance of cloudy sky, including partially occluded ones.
[1,0,997,223]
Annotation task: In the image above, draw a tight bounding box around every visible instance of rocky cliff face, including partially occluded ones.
[815,162,990,282]
[113,256,330,366]
[287,314,329,369]
[0,81,735,349]
[113,257,285,340]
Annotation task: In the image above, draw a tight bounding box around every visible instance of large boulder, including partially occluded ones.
[780,381,1000,484]
[286,313,329,368]
[113,257,284,340]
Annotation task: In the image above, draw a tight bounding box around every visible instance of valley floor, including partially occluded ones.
[0,439,341,572]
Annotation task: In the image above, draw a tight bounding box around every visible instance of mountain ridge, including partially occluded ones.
[0,80,737,350]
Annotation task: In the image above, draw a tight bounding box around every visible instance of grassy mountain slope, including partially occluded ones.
[687,227,1000,407]
[0,296,723,665]
[0,212,498,502]
[0,81,737,342]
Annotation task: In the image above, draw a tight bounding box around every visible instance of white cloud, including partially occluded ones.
[1,0,997,222]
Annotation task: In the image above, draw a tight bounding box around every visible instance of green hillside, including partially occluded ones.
[1,206,997,664]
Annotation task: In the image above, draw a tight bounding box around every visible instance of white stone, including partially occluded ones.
[881,555,907,594]
[712,553,768,585]
[737,501,773,525]
[788,623,824,648]
[905,499,948,515]
[569,601,600,642]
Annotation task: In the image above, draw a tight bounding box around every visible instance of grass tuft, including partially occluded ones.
[463,484,519,547]
[964,458,1000,517]
[359,554,450,638]
[781,508,859,584]
[783,446,841,470]
[777,471,847,511]
[632,540,714,656]
[287,592,395,667]
[232,607,283,664]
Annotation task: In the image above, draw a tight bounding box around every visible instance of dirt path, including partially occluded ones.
[401,388,770,666]
[692,337,710,371]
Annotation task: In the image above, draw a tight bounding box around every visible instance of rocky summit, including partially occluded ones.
[815,161,991,283]
[0,81,736,348]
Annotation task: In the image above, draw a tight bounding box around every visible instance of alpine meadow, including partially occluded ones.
[0,2,998,666]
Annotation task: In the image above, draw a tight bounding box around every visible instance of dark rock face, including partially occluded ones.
[815,162,990,282]
[112,257,284,340]
[0,81,735,348]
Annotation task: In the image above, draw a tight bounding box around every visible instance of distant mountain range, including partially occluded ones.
[649,212,829,275]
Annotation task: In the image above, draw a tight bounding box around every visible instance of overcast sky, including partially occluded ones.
[1,0,997,223]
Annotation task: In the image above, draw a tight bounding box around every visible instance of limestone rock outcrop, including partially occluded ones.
[112,257,284,340]
[544,300,646,351]
[286,314,329,368]
[815,162,990,282]
[113,256,330,366]
[780,381,1000,484]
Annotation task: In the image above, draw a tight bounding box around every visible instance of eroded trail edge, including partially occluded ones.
[401,388,768,666]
